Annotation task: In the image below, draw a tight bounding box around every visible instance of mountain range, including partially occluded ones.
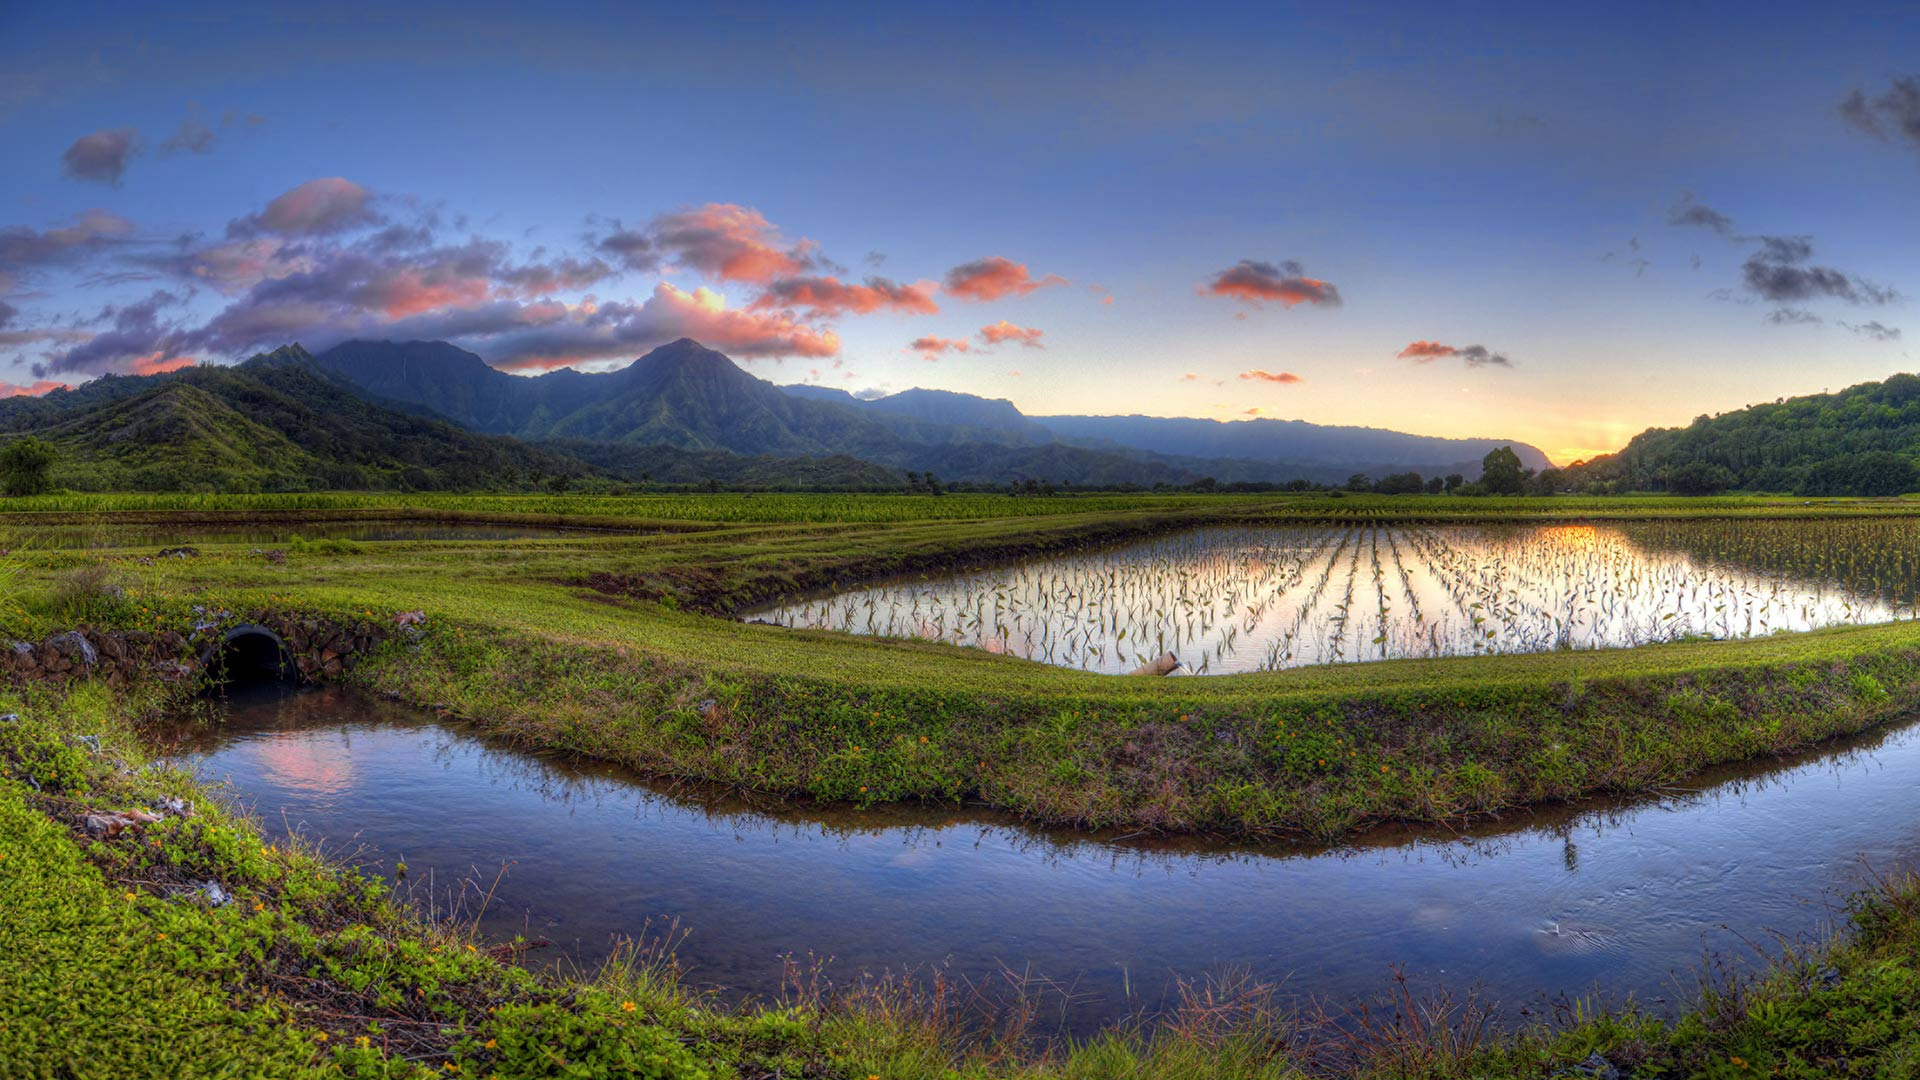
[0,337,1559,493]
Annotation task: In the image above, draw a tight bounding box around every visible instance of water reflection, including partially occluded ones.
[751,522,1920,674]
[168,686,1920,1036]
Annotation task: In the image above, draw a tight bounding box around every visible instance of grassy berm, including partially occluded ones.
[5,674,1920,1079]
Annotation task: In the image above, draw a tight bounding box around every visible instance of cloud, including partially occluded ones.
[0,380,69,398]
[1767,307,1822,326]
[1840,76,1920,150]
[1397,341,1512,367]
[649,203,814,283]
[909,335,970,359]
[1179,372,1199,381]
[1742,235,1896,306]
[978,320,1044,348]
[35,289,188,378]
[0,210,138,284]
[1238,369,1302,384]
[1844,320,1902,341]
[235,178,381,237]
[941,256,1067,301]
[160,117,215,155]
[754,275,939,317]
[1668,193,1734,234]
[62,128,139,185]
[594,223,658,273]
[1203,259,1341,308]
[495,256,616,297]
[1089,283,1114,305]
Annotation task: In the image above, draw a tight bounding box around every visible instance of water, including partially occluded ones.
[12,520,620,550]
[169,685,1920,1036]
[750,520,1920,674]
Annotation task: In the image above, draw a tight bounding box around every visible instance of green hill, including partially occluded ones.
[0,346,597,493]
[1569,372,1920,495]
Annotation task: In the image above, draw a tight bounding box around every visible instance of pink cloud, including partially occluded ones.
[1239,369,1303,384]
[910,335,970,360]
[978,320,1045,348]
[252,178,378,236]
[1204,260,1342,308]
[754,275,940,316]
[0,380,69,398]
[129,351,197,375]
[942,256,1068,301]
[1396,341,1512,367]
[651,203,813,283]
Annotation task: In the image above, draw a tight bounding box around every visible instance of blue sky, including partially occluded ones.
[2,1,1917,462]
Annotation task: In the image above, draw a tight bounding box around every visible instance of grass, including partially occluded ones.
[5,494,1920,841]
[7,677,1920,1077]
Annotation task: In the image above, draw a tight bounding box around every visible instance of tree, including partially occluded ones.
[1424,476,1446,494]
[1346,473,1373,493]
[1479,446,1529,495]
[0,437,56,497]
[1444,473,1464,493]
[1373,471,1424,495]
[1667,461,1736,495]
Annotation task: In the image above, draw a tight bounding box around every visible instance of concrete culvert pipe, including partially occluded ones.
[202,625,296,685]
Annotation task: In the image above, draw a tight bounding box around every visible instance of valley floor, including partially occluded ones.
[4,491,1920,1075]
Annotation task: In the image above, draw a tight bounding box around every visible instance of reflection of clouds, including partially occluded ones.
[247,732,355,796]
[750,522,1915,676]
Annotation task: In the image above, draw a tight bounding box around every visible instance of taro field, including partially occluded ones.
[752,520,1920,674]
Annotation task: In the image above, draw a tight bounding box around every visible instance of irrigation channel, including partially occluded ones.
[171,683,1920,1038]
[751,520,1920,674]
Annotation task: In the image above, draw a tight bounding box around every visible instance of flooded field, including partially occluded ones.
[171,685,1920,1037]
[752,519,1920,674]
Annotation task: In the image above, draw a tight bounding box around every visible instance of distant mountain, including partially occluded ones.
[1568,372,1920,495]
[1035,414,1553,474]
[0,346,595,492]
[309,338,1551,488]
[316,339,1195,485]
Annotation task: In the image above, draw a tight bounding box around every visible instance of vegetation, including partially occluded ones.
[0,435,57,497]
[8,599,1920,1075]
[1564,371,1920,495]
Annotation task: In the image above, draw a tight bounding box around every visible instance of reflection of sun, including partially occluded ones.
[1538,524,1600,548]
[251,734,354,796]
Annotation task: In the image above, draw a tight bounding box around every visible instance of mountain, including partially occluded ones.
[785,384,1051,444]
[0,346,596,492]
[315,339,1197,485]
[1566,372,1920,495]
[1034,414,1553,474]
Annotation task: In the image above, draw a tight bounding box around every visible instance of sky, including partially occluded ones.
[2,2,1917,465]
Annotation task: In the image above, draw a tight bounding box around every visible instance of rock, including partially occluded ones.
[195,880,230,907]
[1130,652,1181,677]
[83,808,162,838]
[70,734,102,754]
[1557,1052,1621,1080]
[47,631,99,667]
[157,546,200,559]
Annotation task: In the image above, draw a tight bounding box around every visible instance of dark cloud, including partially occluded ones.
[755,275,939,317]
[1397,341,1512,367]
[0,300,14,329]
[0,210,138,281]
[160,117,215,155]
[1844,320,1902,341]
[1742,234,1895,306]
[1839,76,1920,150]
[35,289,185,378]
[62,127,140,185]
[863,250,887,268]
[1767,308,1822,325]
[1668,194,1733,234]
[1202,259,1341,308]
[593,223,658,272]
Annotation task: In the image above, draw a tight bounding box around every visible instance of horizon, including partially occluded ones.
[3,3,1917,465]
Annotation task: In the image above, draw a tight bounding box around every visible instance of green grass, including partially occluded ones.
[2,489,1919,524]
[9,494,1920,839]
[8,678,1920,1077]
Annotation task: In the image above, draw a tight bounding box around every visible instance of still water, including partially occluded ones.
[170,685,1920,1035]
[751,520,1920,674]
